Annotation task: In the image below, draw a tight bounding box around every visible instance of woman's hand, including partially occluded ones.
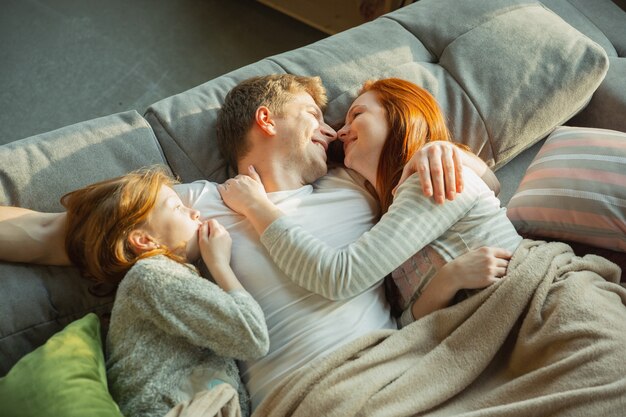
[218,166,270,217]
[444,246,512,291]
[218,166,284,235]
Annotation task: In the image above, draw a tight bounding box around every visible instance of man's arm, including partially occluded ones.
[0,207,71,265]
[459,149,500,197]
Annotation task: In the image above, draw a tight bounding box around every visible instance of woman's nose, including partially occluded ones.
[190,208,200,220]
[337,124,349,141]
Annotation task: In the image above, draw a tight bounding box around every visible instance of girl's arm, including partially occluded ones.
[0,207,70,265]
[125,249,269,361]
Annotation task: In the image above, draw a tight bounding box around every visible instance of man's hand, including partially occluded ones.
[394,141,464,204]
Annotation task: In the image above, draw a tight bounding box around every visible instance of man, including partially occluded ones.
[0,74,493,410]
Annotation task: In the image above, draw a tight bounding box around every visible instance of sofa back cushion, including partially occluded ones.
[0,111,166,211]
[145,0,608,184]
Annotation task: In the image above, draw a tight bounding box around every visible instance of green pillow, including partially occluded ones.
[0,313,123,417]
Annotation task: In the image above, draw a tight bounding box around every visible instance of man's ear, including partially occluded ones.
[255,106,277,136]
[127,230,159,254]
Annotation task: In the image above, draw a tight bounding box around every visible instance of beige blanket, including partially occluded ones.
[253,239,626,417]
[165,384,242,417]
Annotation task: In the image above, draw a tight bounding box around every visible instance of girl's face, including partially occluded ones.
[337,91,389,183]
[143,185,202,262]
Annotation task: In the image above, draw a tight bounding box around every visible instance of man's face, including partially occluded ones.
[273,92,337,184]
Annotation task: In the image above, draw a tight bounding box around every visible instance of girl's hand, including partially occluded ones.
[199,219,232,271]
[218,166,274,217]
[445,246,512,291]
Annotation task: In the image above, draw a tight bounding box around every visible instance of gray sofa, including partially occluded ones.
[1,0,625,411]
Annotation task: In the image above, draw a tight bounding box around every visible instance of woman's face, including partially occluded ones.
[143,185,202,261]
[337,90,389,182]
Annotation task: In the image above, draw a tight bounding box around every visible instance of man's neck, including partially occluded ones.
[237,160,306,193]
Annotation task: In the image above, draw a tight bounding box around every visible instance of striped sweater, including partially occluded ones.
[260,168,522,325]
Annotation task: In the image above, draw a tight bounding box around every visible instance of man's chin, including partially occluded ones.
[304,165,328,184]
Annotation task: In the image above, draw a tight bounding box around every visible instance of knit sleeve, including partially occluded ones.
[260,168,482,300]
[123,257,269,360]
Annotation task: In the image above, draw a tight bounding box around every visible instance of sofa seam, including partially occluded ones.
[562,0,618,57]
[143,109,205,179]
[381,17,495,161]
[137,110,169,167]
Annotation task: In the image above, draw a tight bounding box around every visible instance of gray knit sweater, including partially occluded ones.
[106,256,269,417]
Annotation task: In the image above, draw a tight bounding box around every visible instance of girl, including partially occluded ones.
[60,166,269,417]
[218,78,522,327]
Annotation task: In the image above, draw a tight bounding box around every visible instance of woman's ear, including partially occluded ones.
[255,106,277,136]
[127,230,159,254]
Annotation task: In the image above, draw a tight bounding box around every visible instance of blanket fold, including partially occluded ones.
[165,384,241,417]
[253,239,626,417]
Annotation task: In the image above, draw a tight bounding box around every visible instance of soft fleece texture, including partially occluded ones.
[252,239,626,417]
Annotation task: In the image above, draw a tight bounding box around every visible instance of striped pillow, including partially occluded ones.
[507,126,626,252]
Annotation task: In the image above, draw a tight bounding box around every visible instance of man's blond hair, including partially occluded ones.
[216,74,327,169]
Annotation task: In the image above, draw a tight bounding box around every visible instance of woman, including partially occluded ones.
[219,78,522,327]
[61,166,269,417]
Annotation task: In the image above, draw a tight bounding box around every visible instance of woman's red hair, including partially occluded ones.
[360,78,462,213]
[61,166,185,286]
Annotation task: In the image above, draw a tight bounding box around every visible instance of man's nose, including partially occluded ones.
[321,122,337,142]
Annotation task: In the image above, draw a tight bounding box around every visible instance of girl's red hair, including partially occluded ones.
[61,166,185,286]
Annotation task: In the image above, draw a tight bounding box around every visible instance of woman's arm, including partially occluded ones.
[259,172,480,300]
[125,257,269,361]
[0,207,70,265]
[222,165,484,301]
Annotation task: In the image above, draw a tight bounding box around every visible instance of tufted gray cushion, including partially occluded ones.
[0,111,167,211]
[146,0,609,181]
